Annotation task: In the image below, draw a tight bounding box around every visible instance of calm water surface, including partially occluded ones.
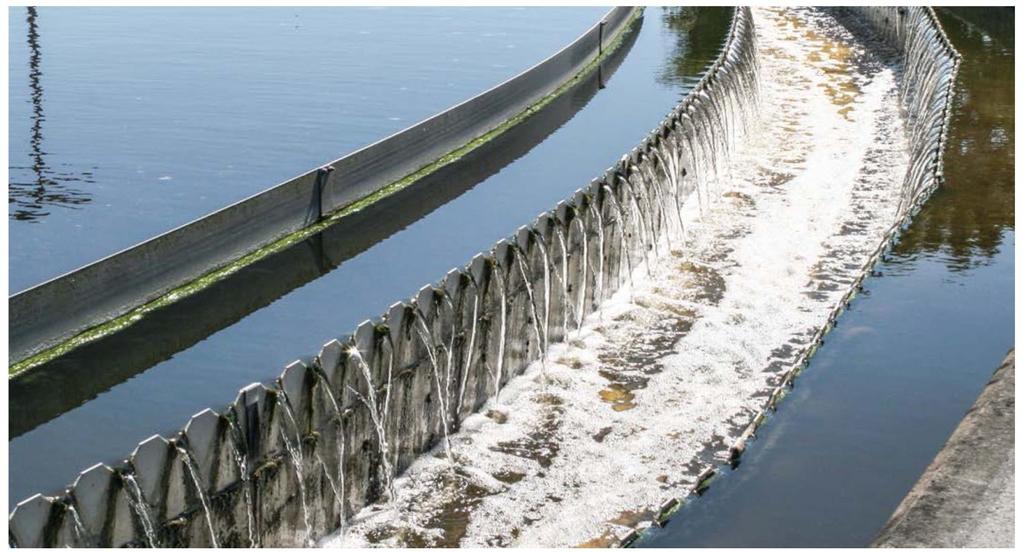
[9,8,733,503]
[8,6,606,293]
[637,7,1014,547]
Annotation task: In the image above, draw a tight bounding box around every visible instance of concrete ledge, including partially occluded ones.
[872,349,1015,548]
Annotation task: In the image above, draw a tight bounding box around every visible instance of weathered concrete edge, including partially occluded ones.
[8,6,642,375]
[871,350,1015,548]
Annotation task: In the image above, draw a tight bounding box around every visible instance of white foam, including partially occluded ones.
[321,7,909,548]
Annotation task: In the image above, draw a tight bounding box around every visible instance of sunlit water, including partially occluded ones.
[637,7,1014,547]
[7,6,606,292]
[9,8,732,505]
[321,7,918,547]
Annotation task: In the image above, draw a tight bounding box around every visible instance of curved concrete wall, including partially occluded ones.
[8,6,640,367]
[9,7,761,548]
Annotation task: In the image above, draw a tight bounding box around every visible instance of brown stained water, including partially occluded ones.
[489,394,564,470]
[364,467,493,548]
[791,13,862,120]
[896,10,1014,268]
[636,7,1014,548]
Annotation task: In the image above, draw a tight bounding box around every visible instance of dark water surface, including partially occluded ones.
[637,7,1014,548]
[9,8,733,503]
[8,6,607,293]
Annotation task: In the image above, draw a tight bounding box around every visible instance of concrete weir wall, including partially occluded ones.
[9,7,762,548]
[8,6,637,368]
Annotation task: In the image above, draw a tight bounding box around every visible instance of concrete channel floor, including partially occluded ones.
[873,350,1015,548]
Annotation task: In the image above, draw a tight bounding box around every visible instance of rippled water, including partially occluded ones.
[636,7,1014,548]
[7,6,605,293]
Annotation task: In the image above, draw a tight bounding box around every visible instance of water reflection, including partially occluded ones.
[890,8,1014,271]
[9,7,95,222]
[657,7,733,94]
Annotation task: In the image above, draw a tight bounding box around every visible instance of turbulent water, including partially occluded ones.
[320,7,909,547]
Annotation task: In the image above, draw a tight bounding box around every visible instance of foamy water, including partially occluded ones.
[321,7,909,547]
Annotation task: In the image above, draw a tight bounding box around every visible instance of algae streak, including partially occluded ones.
[9,9,643,378]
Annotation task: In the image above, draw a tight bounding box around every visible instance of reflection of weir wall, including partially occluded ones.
[9,8,760,548]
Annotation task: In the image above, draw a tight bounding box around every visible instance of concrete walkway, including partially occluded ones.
[873,350,1015,548]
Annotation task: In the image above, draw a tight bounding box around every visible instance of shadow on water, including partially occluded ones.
[8,18,642,440]
[9,7,96,222]
[635,7,1014,548]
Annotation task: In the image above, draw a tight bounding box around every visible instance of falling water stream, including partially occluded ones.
[570,216,590,329]
[414,315,456,463]
[458,291,481,411]
[313,450,344,527]
[273,394,313,546]
[529,231,553,354]
[585,202,606,311]
[65,503,89,547]
[601,186,636,290]
[552,227,573,337]
[173,443,219,548]
[512,247,547,368]
[492,275,509,403]
[313,371,348,532]
[224,418,256,547]
[619,174,656,265]
[438,293,460,429]
[121,472,159,548]
[346,347,397,502]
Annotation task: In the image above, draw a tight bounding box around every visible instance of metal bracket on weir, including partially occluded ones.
[315,165,336,221]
